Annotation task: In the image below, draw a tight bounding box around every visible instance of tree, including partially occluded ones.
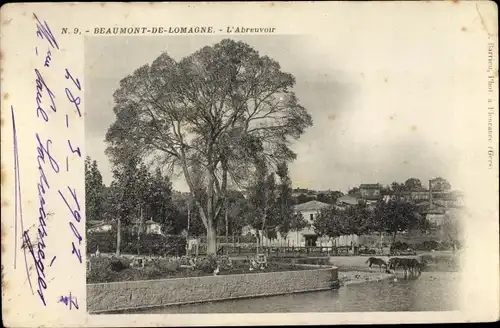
[105,39,313,254]
[313,206,343,240]
[317,190,344,204]
[288,211,309,244]
[380,185,392,195]
[108,156,145,256]
[404,178,422,191]
[172,191,205,238]
[431,177,452,192]
[295,193,315,204]
[373,198,423,244]
[85,157,105,227]
[245,159,279,247]
[147,168,180,233]
[274,163,297,239]
[347,187,360,195]
[390,182,406,195]
[441,210,463,251]
[226,192,248,238]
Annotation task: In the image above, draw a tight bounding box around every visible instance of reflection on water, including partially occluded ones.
[142,271,460,313]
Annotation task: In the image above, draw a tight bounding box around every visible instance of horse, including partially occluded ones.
[366,257,388,272]
[390,257,423,277]
[409,258,426,276]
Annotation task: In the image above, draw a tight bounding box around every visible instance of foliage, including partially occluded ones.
[87,256,312,283]
[105,39,313,254]
[390,182,406,195]
[441,210,463,249]
[313,203,374,238]
[431,177,452,191]
[316,191,344,205]
[295,193,316,204]
[85,157,105,226]
[390,240,411,251]
[373,198,423,242]
[404,178,423,191]
[87,231,187,256]
[245,160,280,241]
[171,191,205,237]
[275,163,300,236]
[347,187,360,195]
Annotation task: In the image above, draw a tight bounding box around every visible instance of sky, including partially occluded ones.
[84,34,466,193]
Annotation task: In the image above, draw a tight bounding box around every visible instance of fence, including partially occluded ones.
[188,245,357,257]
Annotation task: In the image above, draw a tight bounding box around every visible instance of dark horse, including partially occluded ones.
[366,257,388,272]
[389,257,423,277]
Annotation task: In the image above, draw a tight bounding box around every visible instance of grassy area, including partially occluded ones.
[87,256,316,284]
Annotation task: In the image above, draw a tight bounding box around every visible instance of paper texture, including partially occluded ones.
[0,1,498,326]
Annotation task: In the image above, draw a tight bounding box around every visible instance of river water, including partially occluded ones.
[142,271,460,313]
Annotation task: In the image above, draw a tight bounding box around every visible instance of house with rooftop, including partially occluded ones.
[259,200,331,247]
[359,183,383,204]
[87,220,114,233]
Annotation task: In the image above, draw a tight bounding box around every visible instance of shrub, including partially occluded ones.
[196,258,216,273]
[110,258,129,272]
[414,240,439,251]
[391,241,410,251]
[87,231,187,256]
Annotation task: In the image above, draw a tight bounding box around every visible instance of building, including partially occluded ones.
[359,184,382,199]
[358,184,383,205]
[144,219,162,235]
[259,200,330,247]
[131,218,164,235]
[88,220,113,233]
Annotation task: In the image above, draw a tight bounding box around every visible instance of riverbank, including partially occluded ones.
[338,270,394,286]
[329,250,460,272]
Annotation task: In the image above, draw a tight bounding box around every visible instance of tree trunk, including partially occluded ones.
[206,164,216,255]
[116,217,121,257]
[137,206,143,256]
[206,219,217,255]
[392,231,397,244]
[225,208,229,247]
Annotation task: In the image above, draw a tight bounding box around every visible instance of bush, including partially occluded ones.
[110,258,129,271]
[87,231,187,256]
[414,240,439,251]
[391,241,410,251]
[196,255,218,273]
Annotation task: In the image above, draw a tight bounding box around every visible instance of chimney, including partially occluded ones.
[429,179,433,211]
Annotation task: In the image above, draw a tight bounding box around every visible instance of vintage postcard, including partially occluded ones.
[1,1,499,326]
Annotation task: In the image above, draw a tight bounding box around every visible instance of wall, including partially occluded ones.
[87,267,338,313]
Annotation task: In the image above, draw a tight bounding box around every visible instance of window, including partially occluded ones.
[310,213,314,221]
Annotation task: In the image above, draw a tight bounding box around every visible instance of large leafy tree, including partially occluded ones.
[313,206,343,240]
[404,178,422,191]
[373,198,423,243]
[84,156,105,227]
[105,39,313,254]
[313,204,374,241]
[431,177,452,192]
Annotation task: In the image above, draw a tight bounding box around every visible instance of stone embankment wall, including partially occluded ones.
[87,267,338,313]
